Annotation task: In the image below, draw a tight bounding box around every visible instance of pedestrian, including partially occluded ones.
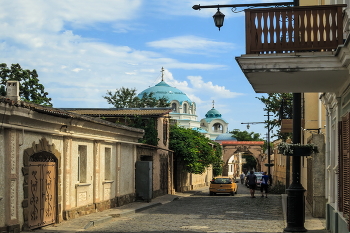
[240,172,245,184]
[260,171,269,198]
[246,170,257,198]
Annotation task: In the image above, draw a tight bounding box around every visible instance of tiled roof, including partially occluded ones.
[62,108,172,117]
[0,97,143,132]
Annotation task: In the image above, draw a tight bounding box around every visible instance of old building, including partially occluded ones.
[235,1,349,232]
[63,107,175,199]
[0,81,147,232]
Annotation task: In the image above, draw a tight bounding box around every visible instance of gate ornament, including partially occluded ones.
[278,142,318,156]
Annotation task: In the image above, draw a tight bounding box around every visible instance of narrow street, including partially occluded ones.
[86,182,285,233]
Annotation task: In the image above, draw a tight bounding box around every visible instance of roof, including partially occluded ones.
[215,133,237,141]
[138,81,193,104]
[192,127,208,133]
[220,141,265,146]
[205,108,222,118]
[0,97,143,132]
[61,108,172,117]
[203,108,228,123]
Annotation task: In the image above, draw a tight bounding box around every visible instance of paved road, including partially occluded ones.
[86,182,285,233]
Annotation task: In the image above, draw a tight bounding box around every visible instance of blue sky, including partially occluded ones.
[0,0,285,139]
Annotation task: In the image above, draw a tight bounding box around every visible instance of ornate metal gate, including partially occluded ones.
[28,159,56,229]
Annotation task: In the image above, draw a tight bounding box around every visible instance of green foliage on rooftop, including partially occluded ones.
[170,124,223,175]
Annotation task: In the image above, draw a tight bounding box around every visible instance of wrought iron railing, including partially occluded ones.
[245,4,345,54]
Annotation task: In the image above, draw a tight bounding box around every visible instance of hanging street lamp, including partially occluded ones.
[213,8,225,30]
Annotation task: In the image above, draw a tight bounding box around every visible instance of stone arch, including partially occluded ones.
[22,138,62,231]
[227,155,235,177]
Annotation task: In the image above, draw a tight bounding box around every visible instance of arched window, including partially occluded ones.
[212,123,223,133]
[172,103,177,112]
[183,103,187,113]
[163,119,168,146]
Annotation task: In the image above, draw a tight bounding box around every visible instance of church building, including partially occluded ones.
[138,68,229,140]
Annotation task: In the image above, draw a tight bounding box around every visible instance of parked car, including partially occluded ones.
[255,174,263,188]
[245,173,263,189]
[209,176,238,196]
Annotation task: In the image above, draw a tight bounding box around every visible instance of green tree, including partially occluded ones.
[0,63,52,106]
[256,93,293,140]
[242,154,257,171]
[170,125,223,174]
[230,129,262,141]
[121,116,159,146]
[104,87,170,108]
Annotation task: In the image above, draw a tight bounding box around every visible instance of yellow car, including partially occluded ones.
[209,176,238,196]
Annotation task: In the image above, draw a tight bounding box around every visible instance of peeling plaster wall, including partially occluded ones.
[119,144,135,196]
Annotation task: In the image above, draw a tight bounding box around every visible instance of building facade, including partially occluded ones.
[236,1,350,232]
[0,82,147,232]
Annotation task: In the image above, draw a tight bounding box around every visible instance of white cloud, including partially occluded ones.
[147,35,235,54]
[0,0,241,109]
[72,68,83,73]
[187,76,243,98]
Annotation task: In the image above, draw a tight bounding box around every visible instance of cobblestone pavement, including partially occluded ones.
[90,191,285,233]
[27,182,328,233]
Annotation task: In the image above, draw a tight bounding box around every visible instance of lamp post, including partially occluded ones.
[193,1,306,232]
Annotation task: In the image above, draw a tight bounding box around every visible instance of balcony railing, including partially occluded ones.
[245,4,346,54]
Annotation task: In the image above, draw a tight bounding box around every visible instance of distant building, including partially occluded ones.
[138,68,229,140]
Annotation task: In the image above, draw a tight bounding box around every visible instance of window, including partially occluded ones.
[212,123,223,133]
[183,103,187,113]
[172,103,177,112]
[105,148,111,180]
[163,119,168,146]
[78,145,87,183]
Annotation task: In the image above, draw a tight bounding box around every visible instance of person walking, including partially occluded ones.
[260,171,269,198]
[240,172,245,184]
[246,170,257,198]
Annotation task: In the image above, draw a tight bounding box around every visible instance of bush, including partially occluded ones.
[269,180,286,194]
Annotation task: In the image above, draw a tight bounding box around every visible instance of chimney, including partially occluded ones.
[6,81,20,101]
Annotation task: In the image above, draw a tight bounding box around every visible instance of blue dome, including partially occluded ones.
[138,81,192,104]
[205,108,222,118]
[215,133,237,141]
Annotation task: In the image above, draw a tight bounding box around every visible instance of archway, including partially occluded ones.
[22,138,62,231]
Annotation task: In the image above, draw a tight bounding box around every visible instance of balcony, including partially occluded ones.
[245,5,345,54]
[236,4,349,94]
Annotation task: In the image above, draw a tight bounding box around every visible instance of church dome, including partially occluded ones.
[205,108,222,118]
[138,81,192,104]
[215,133,237,141]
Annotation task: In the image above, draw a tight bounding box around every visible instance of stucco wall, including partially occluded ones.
[0,98,144,231]
[119,144,135,196]
[0,131,5,227]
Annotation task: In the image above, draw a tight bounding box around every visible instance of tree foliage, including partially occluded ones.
[230,129,262,141]
[256,93,293,140]
[0,63,52,106]
[119,116,159,146]
[170,125,223,175]
[242,155,257,171]
[104,87,170,108]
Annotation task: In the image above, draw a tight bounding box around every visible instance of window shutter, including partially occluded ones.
[340,113,350,228]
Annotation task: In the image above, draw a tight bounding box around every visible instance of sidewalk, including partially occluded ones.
[281,194,329,233]
[27,187,330,233]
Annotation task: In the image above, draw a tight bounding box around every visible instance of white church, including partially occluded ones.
[138,68,232,141]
